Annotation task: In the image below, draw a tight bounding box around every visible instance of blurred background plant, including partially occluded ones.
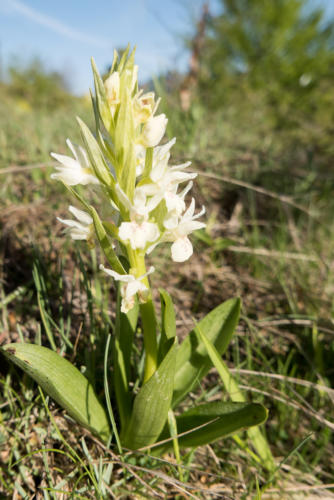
[1,0,334,497]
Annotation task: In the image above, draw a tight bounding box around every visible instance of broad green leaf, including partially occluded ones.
[89,206,125,275]
[172,297,240,408]
[1,343,110,442]
[122,338,177,449]
[91,57,113,133]
[77,117,114,188]
[195,322,275,471]
[154,401,267,454]
[158,289,176,363]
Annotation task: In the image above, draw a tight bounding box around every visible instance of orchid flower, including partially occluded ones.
[135,138,176,178]
[163,198,206,262]
[51,139,99,186]
[115,184,160,250]
[100,265,155,313]
[57,206,94,245]
[136,156,197,218]
[133,90,156,126]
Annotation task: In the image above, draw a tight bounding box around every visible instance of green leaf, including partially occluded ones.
[76,117,114,188]
[1,343,110,442]
[194,321,275,471]
[172,297,241,408]
[88,205,125,275]
[91,57,113,133]
[154,401,267,454]
[62,183,91,212]
[122,338,177,449]
[158,288,176,363]
[114,288,138,429]
[117,44,131,73]
[143,147,153,178]
[159,289,176,341]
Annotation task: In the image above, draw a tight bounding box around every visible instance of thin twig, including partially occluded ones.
[225,245,318,262]
[230,368,334,397]
[0,162,53,175]
[238,384,334,430]
[264,482,334,495]
[194,169,316,216]
[254,318,334,335]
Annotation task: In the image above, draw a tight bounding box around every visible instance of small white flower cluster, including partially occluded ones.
[51,51,205,313]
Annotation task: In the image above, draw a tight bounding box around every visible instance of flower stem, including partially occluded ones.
[129,251,158,383]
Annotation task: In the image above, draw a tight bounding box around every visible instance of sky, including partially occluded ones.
[0,0,333,95]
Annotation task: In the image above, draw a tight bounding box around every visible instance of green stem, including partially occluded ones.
[129,250,158,383]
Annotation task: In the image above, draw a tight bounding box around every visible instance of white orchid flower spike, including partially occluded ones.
[100,265,155,313]
[51,139,99,186]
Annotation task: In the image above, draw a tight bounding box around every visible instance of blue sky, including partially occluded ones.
[0,0,333,95]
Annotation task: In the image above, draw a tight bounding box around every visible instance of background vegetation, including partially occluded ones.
[1,0,334,497]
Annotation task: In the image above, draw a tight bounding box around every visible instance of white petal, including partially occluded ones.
[118,222,135,244]
[168,171,197,185]
[170,161,192,171]
[50,152,80,171]
[52,170,98,186]
[68,229,90,240]
[57,218,90,240]
[171,237,193,262]
[181,220,206,234]
[119,221,159,249]
[183,198,196,219]
[126,280,147,300]
[68,206,93,225]
[57,217,84,229]
[65,139,77,160]
[192,204,206,220]
[164,191,186,215]
[121,297,134,314]
[133,189,147,209]
[163,214,179,230]
[99,265,134,283]
[150,159,167,183]
[141,222,160,244]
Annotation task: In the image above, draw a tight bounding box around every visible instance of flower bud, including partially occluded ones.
[133,91,156,125]
[141,114,168,148]
[104,71,120,115]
